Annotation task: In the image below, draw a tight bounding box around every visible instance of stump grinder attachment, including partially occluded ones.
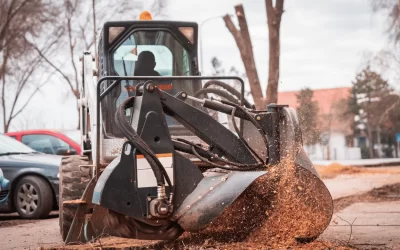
[59,14,333,246]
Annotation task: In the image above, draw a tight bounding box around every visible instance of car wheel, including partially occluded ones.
[13,176,54,219]
[59,155,90,242]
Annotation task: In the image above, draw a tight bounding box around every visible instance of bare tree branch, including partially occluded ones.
[17,0,168,130]
[336,216,357,242]
[265,0,284,104]
[79,17,91,50]
[223,15,241,41]
[223,5,264,109]
[1,49,10,132]
[7,58,42,121]
[236,5,251,50]
[372,0,400,43]
[265,0,273,22]
[32,45,77,97]
[0,0,31,51]
[10,80,48,121]
[276,0,284,14]
[0,0,62,132]
[379,94,400,124]
[64,1,80,98]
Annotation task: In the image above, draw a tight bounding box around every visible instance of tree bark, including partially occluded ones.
[366,125,375,158]
[223,4,264,109]
[2,71,7,133]
[1,49,9,132]
[265,0,284,104]
[376,126,381,158]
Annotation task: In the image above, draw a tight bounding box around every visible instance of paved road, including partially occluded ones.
[324,173,400,199]
[1,172,400,249]
[314,158,400,167]
[321,201,400,249]
[0,216,60,250]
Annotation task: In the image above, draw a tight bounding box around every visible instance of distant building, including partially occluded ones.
[278,87,361,161]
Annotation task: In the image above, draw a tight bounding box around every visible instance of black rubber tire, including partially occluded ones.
[13,176,54,219]
[59,155,90,242]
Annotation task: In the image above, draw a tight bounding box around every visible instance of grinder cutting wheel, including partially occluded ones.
[58,11,333,245]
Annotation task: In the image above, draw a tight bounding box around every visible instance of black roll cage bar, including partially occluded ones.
[96,76,246,167]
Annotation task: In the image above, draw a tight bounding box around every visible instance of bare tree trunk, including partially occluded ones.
[1,74,7,133]
[265,0,284,104]
[223,4,264,109]
[76,105,80,130]
[376,126,381,158]
[1,50,9,132]
[65,2,80,129]
[366,125,374,158]
[67,22,79,99]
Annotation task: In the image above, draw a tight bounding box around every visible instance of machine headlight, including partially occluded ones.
[57,173,60,179]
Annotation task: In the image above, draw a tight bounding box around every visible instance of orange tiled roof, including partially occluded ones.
[277,87,353,134]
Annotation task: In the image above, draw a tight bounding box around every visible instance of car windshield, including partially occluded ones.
[0,134,36,154]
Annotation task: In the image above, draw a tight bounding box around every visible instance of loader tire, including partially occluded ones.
[59,155,91,242]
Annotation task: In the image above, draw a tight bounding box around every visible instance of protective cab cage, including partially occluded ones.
[94,76,250,167]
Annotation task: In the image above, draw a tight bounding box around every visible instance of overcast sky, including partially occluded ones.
[167,0,388,91]
[5,0,391,132]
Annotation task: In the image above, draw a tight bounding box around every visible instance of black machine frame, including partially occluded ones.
[96,76,246,170]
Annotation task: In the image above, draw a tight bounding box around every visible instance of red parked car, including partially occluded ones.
[6,129,81,156]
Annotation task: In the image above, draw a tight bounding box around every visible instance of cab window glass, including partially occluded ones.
[114,43,173,76]
[112,30,193,117]
[113,31,190,77]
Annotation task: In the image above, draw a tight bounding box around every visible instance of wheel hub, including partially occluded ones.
[17,183,39,215]
[26,194,32,203]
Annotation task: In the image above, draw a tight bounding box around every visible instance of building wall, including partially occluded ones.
[304,144,324,161]
[329,133,345,160]
[304,132,361,160]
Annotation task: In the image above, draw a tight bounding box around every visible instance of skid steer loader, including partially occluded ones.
[59,12,333,246]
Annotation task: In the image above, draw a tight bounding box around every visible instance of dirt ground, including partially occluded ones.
[43,238,356,250]
[0,211,60,250]
[0,211,58,229]
[333,182,400,212]
[1,164,400,250]
[314,163,400,179]
[45,181,400,250]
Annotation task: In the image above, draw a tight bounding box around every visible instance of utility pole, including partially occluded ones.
[92,0,97,56]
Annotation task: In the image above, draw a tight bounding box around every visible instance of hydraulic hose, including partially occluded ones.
[172,139,211,158]
[202,80,254,109]
[194,88,240,105]
[115,96,172,187]
[176,138,263,170]
[191,146,261,171]
[188,80,269,167]
[230,107,265,164]
[220,99,270,164]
